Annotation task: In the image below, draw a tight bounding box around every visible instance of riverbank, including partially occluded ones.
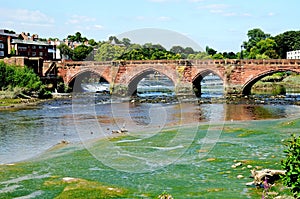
[0,118,297,198]
[0,98,44,110]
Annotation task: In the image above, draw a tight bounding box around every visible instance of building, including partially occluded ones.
[11,39,54,60]
[10,32,55,60]
[0,29,19,58]
[287,50,300,59]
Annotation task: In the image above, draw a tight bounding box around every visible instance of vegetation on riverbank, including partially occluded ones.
[0,119,298,198]
[252,72,300,95]
[0,61,52,106]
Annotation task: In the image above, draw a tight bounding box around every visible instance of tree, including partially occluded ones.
[187,52,211,59]
[67,32,87,43]
[274,31,300,58]
[57,43,73,60]
[142,43,166,51]
[248,38,279,59]
[72,45,93,61]
[94,43,125,61]
[121,38,131,47]
[243,28,271,52]
[119,46,181,60]
[184,47,195,55]
[170,46,185,54]
[206,46,217,56]
[222,52,237,59]
[212,53,224,59]
[88,39,97,46]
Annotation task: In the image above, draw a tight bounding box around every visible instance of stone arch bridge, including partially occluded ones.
[53,59,300,96]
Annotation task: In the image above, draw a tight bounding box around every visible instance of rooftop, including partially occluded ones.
[11,39,51,46]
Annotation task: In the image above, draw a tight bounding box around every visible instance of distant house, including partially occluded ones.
[0,29,19,58]
[287,50,300,59]
[11,32,54,60]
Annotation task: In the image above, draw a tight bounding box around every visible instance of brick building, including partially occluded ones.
[0,29,19,58]
[11,39,54,60]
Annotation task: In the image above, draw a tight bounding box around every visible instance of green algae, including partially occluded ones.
[0,119,298,198]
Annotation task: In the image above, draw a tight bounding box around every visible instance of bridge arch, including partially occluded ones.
[242,69,299,95]
[127,68,176,96]
[192,69,224,97]
[68,69,110,92]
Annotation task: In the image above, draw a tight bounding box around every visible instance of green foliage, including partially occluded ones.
[57,43,73,60]
[281,134,300,198]
[72,45,93,61]
[119,46,181,60]
[274,30,300,58]
[212,53,224,59]
[67,32,87,43]
[222,52,237,59]
[243,28,271,52]
[88,39,97,46]
[187,52,211,59]
[0,61,50,98]
[248,38,279,59]
[206,46,217,56]
[94,43,126,61]
[170,46,195,58]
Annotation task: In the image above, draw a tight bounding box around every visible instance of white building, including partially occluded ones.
[287,50,300,59]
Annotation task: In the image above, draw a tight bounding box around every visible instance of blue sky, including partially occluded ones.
[1,0,299,52]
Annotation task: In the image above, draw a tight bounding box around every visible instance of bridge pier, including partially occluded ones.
[175,83,195,96]
[224,84,244,96]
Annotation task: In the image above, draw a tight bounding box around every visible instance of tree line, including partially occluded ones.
[56,28,300,61]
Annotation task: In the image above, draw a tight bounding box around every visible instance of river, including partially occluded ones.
[1,94,300,165]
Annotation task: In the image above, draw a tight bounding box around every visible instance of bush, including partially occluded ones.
[281,134,300,198]
[0,61,45,98]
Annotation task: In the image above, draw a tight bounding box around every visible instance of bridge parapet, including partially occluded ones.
[56,59,300,69]
[54,59,300,96]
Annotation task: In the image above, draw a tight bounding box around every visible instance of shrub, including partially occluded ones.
[281,134,300,198]
[0,61,45,98]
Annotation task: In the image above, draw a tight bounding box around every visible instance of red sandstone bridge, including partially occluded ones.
[47,59,300,96]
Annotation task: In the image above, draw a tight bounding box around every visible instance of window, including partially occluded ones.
[18,46,27,51]
[0,51,4,56]
[32,46,36,49]
[0,43,4,49]
[32,52,36,56]
[39,52,43,56]
[39,46,43,49]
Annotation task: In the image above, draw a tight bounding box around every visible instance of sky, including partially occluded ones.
[1,0,299,52]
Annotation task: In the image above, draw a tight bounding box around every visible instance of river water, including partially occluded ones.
[1,93,300,165]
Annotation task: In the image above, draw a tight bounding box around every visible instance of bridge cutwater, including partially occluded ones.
[43,59,300,96]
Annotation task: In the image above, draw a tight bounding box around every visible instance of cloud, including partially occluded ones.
[197,4,230,14]
[242,13,252,17]
[188,0,204,2]
[0,8,54,24]
[157,16,172,21]
[223,12,237,17]
[66,15,96,25]
[94,25,104,30]
[268,12,275,16]
[133,16,172,22]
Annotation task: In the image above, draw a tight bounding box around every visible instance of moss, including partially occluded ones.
[47,178,126,199]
